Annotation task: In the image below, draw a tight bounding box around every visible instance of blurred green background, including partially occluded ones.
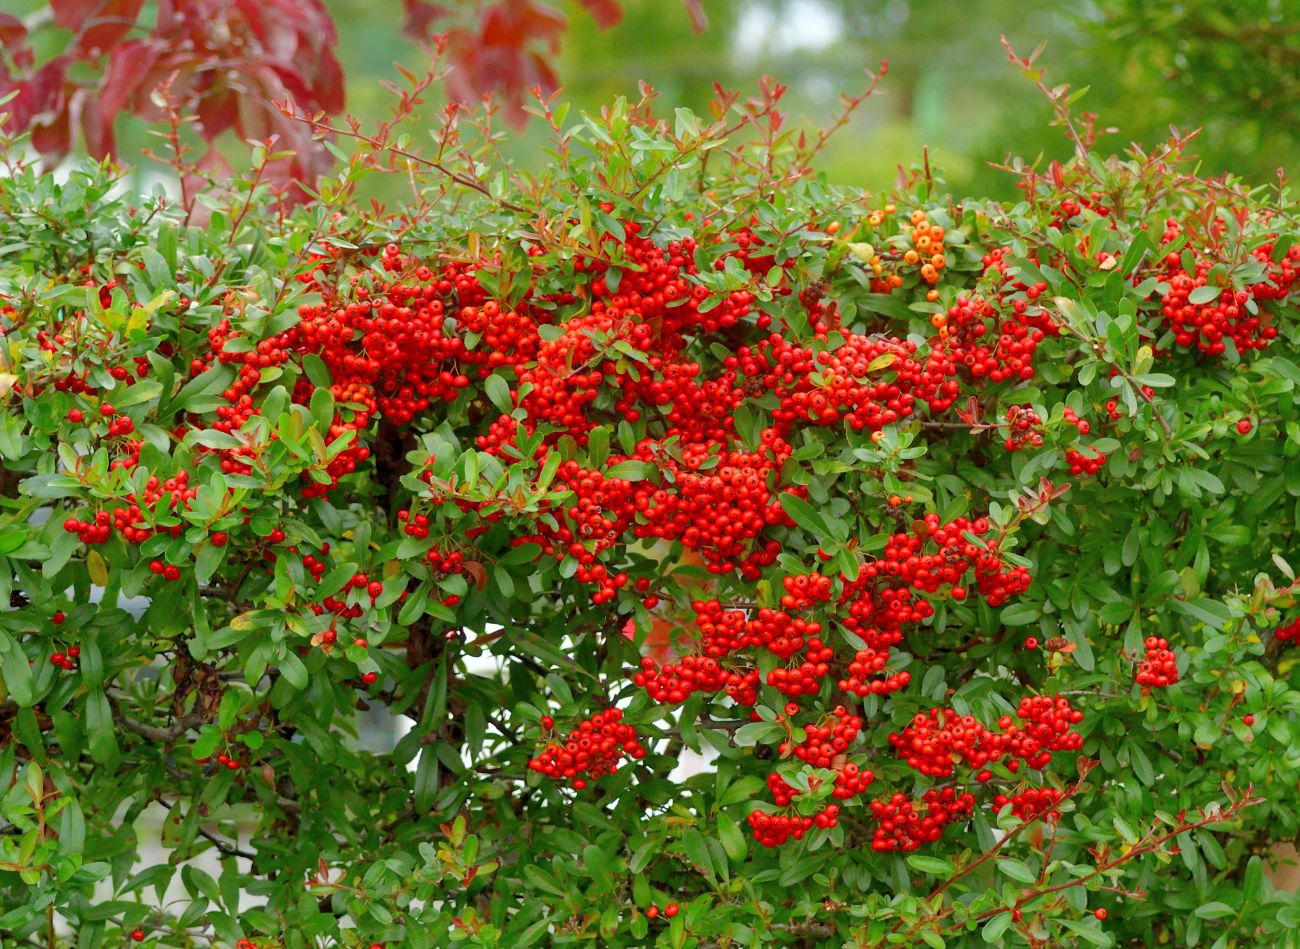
[334,0,1300,199]
[13,0,1300,200]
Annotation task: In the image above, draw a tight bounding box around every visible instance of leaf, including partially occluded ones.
[1193,901,1235,920]
[779,493,841,541]
[278,651,309,690]
[484,374,513,414]
[1000,601,1040,625]
[716,813,747,862]
[996,858,1036,883]
[602,460,649,481]
[1188,284,1222,305]
[86,549,109,586]
[85,687,117,764]
[982,913,1014,942]
[0,630,34,707]
[1059,918,1112,946]
[906,854,953,876]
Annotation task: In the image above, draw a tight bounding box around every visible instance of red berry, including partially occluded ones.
[1237,419,1252,435]
[1094,908,1107,921]
[645,906,659,919]
[1243,714,1255,726]
[664,903,679,918]
[100,404,115,417]
[52,611,65,625]
[131,931,145,942]
[67,408,83,422]
[540,715,554,730]
[1024,637,1038,650]
[211,532,228,547]
[367,580,384,598]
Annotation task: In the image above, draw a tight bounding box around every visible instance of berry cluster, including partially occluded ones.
[1155,218,1297,355]
[1065,447,1107,476]
[890,698,1084,780]
[785,705,864,769]
[870,788,977,852]
[1275,617,1300,643]
[1136,636,1178,689]
[528,709,645,790]
[50,646,80,671]
[1003,404,1044,451]
[993,785,1064,821]
[63,470,198,546]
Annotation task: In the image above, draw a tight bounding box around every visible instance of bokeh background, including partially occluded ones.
[7,0,1298,199]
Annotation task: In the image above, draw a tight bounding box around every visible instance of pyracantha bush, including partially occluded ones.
[1,66,1300,948]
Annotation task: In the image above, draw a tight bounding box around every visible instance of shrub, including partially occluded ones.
[1,73,1299,947]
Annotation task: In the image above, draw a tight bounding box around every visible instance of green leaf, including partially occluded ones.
[1193,901,1235,919]
[278,651,309,690]
[906,854,954,876]
[484,374,513,414]
[84,687,117,764]
[603,460,649,481]
[0,630,34,707]
[779,493,842,542]
[996,858,1037,883]
[982,913,1013,942]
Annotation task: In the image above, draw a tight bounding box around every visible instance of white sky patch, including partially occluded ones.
[733,0,843,59]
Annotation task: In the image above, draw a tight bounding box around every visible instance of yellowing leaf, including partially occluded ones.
[86,550,109,586]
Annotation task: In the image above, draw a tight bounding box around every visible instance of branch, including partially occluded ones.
[108,689,207,743]
[276,103,529,215]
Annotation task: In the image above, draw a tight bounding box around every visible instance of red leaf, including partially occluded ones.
[401,0,450,38]
[50,0,145,56]
[578,0,623,29]
[6,57,71,139]
[50,0,99,30]
[196,85,241,140]
[682,0,708,32]
[0,14,27,58]
[91,38,166,156]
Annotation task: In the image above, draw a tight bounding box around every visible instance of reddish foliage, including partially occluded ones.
[2,1,706,177]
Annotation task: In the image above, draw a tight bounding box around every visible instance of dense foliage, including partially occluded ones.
[2,68,1300,948]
